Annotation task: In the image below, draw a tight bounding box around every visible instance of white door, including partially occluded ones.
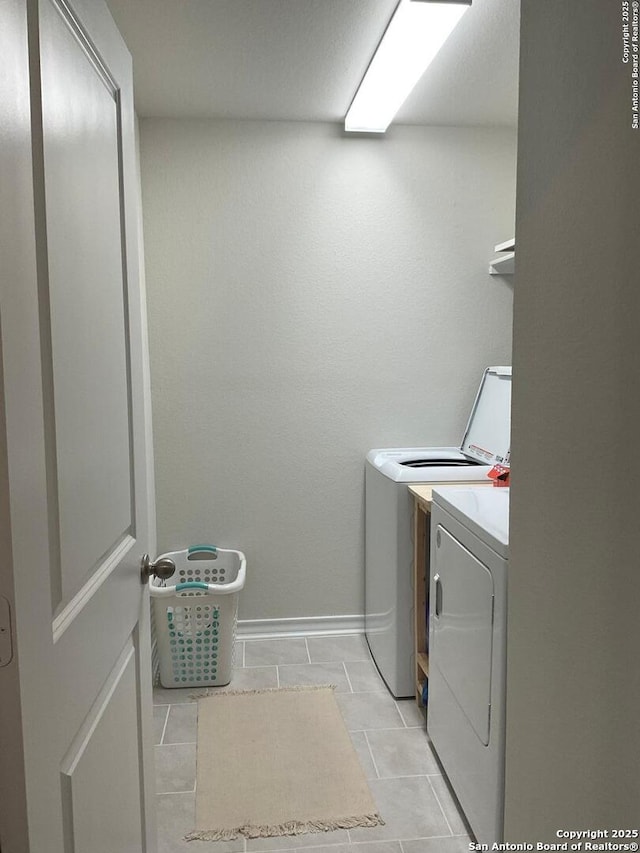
[0,0,157,851]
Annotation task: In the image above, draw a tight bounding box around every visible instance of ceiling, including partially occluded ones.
[105,0,519,127]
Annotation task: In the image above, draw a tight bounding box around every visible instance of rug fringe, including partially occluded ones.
[184,813,385,842]
[190,684,336,699]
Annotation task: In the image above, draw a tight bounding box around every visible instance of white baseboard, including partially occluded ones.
[236,614,365,641]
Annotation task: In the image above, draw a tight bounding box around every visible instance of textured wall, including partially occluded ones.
[506,0,640,838]
[139,119,516,620]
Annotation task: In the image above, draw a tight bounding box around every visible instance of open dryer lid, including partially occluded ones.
[460,366,512,466]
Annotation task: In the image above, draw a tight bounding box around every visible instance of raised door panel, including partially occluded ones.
[39,0,133,612]
[61,644,143,853]
[431,525,494,745]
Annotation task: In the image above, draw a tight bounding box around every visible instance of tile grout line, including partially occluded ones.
[400,834,468,843]
[157,785,196,796]
[362,730,381,780]
[347,724,418,733]
[346,726,406,734]
[394,699,409,728]
[159,705,170,745]
[342,661,355,693]
[258,685,406,695]
[255,843,358,853]
[377,772,441,780]
[392,700,406,727]
[350,687,388,696]
[427,774,454,837]
[254,837,464,852]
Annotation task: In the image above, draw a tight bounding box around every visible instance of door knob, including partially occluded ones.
[141,553,176,583]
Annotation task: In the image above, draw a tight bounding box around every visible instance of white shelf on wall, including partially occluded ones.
[489,237,515,275]
[489,252,515,275]
[494,237,515,253]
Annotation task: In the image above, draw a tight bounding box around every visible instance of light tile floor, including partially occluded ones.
[153,634,472,853]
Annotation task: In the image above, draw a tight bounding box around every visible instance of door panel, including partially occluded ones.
[60,644,143,853]
[431,525,494,745]
[0,1,156,850]
[40,0,133,610]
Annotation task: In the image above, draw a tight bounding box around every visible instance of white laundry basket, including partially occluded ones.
[150,545,246,689]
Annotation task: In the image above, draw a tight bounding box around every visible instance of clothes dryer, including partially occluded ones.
[428,486,509,846]
[365,366,511,697]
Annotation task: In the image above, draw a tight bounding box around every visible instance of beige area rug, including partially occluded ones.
[185,685,384,841]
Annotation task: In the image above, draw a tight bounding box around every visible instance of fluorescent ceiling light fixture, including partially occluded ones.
[345,0,471,133]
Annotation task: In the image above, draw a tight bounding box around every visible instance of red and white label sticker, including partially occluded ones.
[468,444,494,462]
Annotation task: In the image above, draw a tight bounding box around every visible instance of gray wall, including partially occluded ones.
[506,0,640,838]
[139,119,516,621]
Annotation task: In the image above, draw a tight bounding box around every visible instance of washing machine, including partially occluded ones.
[428,486,509,846]
[365,366,511,698]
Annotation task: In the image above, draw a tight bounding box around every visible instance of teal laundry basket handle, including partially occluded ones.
[188,544,218,558]
[175,581,210,592]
